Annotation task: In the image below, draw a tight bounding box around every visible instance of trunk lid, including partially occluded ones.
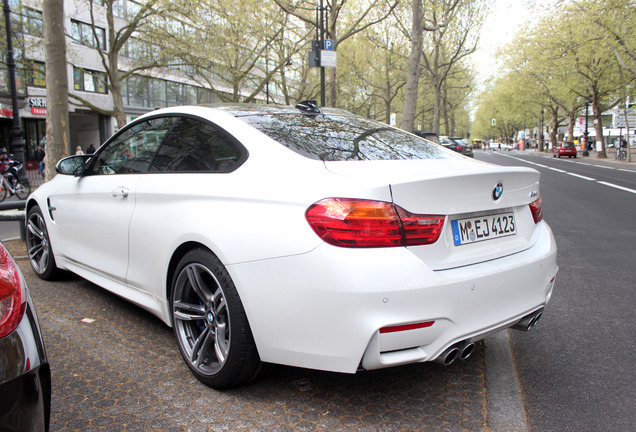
[324,159,542,270]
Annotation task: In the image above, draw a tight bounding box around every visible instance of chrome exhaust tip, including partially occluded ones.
[459,342,475,361]
[512,309,544,332]
[433,345,460,365]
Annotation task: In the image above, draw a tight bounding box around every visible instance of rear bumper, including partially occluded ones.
[0,298,51,432]
[230,221,557,374]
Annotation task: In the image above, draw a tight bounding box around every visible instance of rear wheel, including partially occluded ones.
[170,248,262,389]
[25,205,59,280]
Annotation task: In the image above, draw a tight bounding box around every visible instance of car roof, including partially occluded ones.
[203,103,353,118]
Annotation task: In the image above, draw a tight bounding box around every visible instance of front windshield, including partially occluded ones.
[238,113,454,161]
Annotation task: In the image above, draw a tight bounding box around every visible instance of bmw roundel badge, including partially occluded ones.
[492,182,503,200]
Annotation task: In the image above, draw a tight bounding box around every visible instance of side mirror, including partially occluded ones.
[56,155,93,176]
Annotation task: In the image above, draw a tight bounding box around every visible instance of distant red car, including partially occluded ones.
[554,142,577,158]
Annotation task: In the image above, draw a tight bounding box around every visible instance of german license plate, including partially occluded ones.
[451,212,516,246]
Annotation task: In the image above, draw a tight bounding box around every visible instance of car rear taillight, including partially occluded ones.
[305,198,445,248]
[0,246,25,338]
[529,193,543,223]
[456,146,466,151]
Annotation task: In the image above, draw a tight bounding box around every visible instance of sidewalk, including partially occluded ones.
[26,169,45,188]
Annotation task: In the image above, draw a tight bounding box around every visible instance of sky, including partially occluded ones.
[471,0,558,85]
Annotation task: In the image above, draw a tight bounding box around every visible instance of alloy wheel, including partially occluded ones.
[172,262,230,376]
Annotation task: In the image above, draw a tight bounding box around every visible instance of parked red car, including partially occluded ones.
[554,142,577,158]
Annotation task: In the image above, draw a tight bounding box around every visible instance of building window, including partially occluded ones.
[28,61,46,87]
[122,38,148,60]
[149,79,166,107]
[70,19,106,50]
[124,74,149,107]
[24,8,43,37]
[73,67,108,93]
[113,0,142,19]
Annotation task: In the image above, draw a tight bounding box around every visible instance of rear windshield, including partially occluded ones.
[238,113,454,161]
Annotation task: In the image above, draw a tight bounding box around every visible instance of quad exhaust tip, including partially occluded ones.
[512,308,544,332]
[434,341,476,366]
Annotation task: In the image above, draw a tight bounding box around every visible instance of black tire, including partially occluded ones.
[25,205,59,280]
[15,179,31,200]
[170,248,262,389]
[0,181,7,202]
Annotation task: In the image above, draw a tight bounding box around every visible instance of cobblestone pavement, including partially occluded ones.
[6,240,488,432]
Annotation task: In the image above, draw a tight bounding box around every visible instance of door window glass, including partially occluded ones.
[91,117,177,175]
[150,117,244,173]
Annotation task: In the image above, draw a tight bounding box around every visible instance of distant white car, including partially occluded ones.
[25,102,558,388]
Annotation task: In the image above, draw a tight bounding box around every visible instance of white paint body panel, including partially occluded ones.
[28,105,558,374]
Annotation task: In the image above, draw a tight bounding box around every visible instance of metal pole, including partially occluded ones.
[265,57,269,104]
[583,100,590,156]
[3,0,27,183]
[540,109,544,152]
[319,0,325,107]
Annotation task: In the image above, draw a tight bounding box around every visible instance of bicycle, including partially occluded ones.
[615,147,627,161]
[0,171,31,201]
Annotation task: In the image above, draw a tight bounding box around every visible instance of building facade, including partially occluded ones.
[0,0,236,169]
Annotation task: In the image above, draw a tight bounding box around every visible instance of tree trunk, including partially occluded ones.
[43,0,69,182]
[110,68,126,128]
[400,0,423,132]
[592,96,606,157]
[550,110,559,149]
[328,67,337,107]
[567,112,575,142]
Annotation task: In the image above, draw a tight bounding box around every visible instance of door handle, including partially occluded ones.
[111,186,129,199]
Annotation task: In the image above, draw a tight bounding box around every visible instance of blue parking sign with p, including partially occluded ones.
[324,40,334,51]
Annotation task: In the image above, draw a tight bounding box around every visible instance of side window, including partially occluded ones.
[91,117,177,175]
[150,117,244,173]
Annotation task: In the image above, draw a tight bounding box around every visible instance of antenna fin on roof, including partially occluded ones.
[295,100,321,115]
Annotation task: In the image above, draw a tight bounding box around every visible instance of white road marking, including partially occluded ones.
[597,182,636,194]
[567,173,596,181]
[493,153,635,195]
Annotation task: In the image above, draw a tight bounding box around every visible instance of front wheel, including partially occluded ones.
[170,248,262,389]
[25,205,60,280]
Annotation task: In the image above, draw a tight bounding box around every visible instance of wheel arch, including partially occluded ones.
[25,197,39,214]
[166,241,216,321]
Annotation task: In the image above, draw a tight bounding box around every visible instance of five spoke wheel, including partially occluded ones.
[171,249,261,389]
[173,262,230,376]
[25,206,58,280]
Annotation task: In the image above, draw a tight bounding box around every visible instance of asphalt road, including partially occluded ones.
[475,150,636,432]
[3,151,634,431]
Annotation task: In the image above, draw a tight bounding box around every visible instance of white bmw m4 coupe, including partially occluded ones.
[26,101,557,388]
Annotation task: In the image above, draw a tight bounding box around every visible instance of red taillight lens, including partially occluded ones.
[305,198,445,248]
[395,207,445,246]
[0,246,24,338]
[529,193,543,223]
[456,146,466,151]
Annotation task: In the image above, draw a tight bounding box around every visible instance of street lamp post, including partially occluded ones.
[3,0,27,182]
[540,109,545,152]
[265,56,269,104]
